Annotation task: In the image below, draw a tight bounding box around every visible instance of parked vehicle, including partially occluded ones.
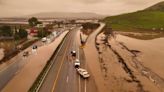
[77,68,90,78]
[41,37,47,42]
[23,51,29,57]
[32,45,38,49]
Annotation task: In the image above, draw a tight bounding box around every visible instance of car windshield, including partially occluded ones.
[84,73,89,76]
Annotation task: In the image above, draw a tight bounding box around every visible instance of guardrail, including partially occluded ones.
[28,31,69,92]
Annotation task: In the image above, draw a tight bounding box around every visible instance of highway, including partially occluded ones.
[39,28,98,92]
[0,39,43,91]
[0,29,64,91]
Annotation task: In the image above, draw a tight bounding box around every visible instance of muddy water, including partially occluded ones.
[95,32,164,92]
[116,35,164,79]
[116,35,164,92]
[95,33,145,92]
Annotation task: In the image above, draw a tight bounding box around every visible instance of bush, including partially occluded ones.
[81,22,100,35]
[14,28,28,40]
[18,28,28,38]
[0,26,13,37]
[37,29,51,38]
[82,22,100,30]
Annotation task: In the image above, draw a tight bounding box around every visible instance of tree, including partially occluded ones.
[37,21,42,25]
[70,20,76,24]
[82,22,100,30]
[0,26,13,37]
[45,24,53,30]
[81,22,100,35]
[14,28,28,40]
[18,28,28,38]
[57,21,64,28]
[37,28,51,38]
[28,17,39,27]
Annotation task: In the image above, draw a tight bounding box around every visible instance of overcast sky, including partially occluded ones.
[0,0,163,17]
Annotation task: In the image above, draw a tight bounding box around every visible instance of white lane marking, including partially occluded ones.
[36,32,68,92]
[84,80,87,92]
[77,30,80,60]
[75,34,80,60]
[66,76,69,83]
[78,46,80,59]
[79,76,81,92]
[72,34,76,51]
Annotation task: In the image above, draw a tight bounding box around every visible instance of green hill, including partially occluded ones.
[103,1,164,32]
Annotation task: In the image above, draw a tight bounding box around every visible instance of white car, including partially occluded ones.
[74,59,80,68]
[77,68,90,78]
[41,37,47,42]
[46,38,51,43]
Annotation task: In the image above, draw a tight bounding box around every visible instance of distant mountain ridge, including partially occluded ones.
[25,12,105,19]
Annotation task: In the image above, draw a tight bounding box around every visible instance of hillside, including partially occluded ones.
[145,1,164,11]
[103,1,164,32]
[26,12,105,19]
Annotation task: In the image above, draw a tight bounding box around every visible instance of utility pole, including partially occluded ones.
[13,26,17,50]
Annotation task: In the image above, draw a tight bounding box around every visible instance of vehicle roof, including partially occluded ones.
[78,68,87,71]
[75,59,80,62]
[83,71,89,74]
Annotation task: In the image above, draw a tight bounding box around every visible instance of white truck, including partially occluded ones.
[77,68,90,78]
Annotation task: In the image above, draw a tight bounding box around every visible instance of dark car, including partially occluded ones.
[71,50,76,57]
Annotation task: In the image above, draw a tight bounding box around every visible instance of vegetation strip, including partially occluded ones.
[0,39,38,63]
[28,32,69,92]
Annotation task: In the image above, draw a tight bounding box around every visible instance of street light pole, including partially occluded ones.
[13,26,17,50]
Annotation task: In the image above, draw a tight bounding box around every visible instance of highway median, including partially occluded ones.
[29,31,69,92]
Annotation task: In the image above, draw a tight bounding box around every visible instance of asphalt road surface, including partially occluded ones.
[39,28,98,92]
[0,40,43,91]
[0,29,66,91]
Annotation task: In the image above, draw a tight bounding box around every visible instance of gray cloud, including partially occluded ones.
[72,0,105,4]
[118,0,162,6]
[0,0,4,4]
[0,0,163,17]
